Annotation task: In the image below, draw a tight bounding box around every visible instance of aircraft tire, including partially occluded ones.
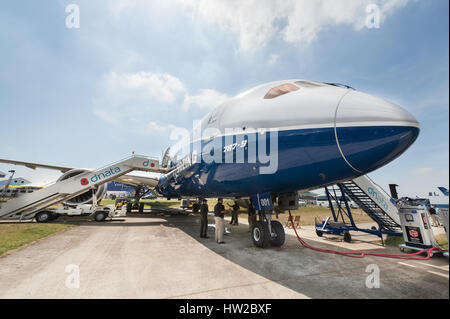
[252,221,271,248]
[269,221,285,247]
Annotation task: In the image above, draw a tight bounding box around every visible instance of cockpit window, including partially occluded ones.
[264,83,299,99]
[294,80,324,88]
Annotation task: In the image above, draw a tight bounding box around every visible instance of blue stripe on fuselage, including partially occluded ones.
[156,125,418,198]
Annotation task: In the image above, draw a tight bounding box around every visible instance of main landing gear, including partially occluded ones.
[251,211,285,248]
[125,185,150,213]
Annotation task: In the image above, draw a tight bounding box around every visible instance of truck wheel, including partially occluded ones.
[269,221,285,247]
[139,202,145,213]
[252,222,271,248]
[126,203,132,213]
[35,211,51,223]
[94,211,107,222]
[316,230,323,237]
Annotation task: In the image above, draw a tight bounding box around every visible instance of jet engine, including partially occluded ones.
[56,169,107,206]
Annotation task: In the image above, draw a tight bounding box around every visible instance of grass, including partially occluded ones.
[217,201,375,226]
[114,197,375,226]
[0,223,75,256]
[142,200,182,209]
[382,236,405,247]
[274,206,375,226]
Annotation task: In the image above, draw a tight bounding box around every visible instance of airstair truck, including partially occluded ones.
[0,155,159,222]
[316,175,403,241]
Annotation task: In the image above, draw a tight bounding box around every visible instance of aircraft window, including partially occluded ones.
[264,83,299,99]
[294,81,324,88]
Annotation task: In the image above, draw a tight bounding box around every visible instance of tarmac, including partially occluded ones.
[0,212,448,299]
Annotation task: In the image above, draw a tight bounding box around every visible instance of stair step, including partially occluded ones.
[339,180,401,232]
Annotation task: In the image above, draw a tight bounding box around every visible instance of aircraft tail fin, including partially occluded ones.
[438,187,449,196]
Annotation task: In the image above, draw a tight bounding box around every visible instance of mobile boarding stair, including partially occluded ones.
[315,175,402,242]
[0,155,160,221]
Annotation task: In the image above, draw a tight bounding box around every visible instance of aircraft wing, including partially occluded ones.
[0,158,160,188]
[0,158,72,173]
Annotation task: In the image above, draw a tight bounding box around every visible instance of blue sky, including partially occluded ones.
[0,0,448,196]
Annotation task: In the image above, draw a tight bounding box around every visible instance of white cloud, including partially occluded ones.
[108,0,144,17]
[179,0,411,52]
[92,71,187,135]
[92,71,228,134]
[183,89,229,112]
[106,71,186,104]
[146,121,177,134]
[380,0,411,18]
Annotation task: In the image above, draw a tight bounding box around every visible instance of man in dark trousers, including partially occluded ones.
[228,201,240,225]
[247,199,257,232]
[200,199,209,238]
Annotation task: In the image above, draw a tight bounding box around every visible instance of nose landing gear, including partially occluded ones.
[251,211,285,248]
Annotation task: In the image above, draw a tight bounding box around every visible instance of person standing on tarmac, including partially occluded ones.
[247,200,257,232]
[200,199,209,238]
[228,201,240,225]
[214,198,226,244]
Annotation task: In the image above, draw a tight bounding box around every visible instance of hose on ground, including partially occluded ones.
[288,211,447,260]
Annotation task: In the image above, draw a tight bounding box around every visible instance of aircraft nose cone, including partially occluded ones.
[335,90,420,173]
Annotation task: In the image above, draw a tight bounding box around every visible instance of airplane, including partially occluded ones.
[426,187,449,212]
[438,187,449,197]
[0,79,420,248]
[0,177,31,187]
